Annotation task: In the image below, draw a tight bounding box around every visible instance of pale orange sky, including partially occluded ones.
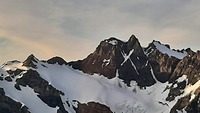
[0,0,199,64]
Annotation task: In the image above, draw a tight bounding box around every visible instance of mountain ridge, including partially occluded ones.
[0,35,199,113]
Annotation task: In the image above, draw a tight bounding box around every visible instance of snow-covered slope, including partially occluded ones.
[0,57,198,113]
[152,41,188,59]
[36,62,152,113]
[0,62,58,113]
[0,60,156,113]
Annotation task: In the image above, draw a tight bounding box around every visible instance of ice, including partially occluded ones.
[153,41,187,59]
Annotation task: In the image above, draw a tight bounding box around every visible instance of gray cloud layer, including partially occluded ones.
[0,0,199,64]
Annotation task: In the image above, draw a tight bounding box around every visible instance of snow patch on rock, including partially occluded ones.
[153,41,187,59]
[108,40,118,45]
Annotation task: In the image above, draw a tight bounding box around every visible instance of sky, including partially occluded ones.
[0,0,199,64]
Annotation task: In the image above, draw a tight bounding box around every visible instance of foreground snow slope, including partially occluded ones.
[36,62,153,113]
[0,62,58,113]
[35,60,190,113]
[1,59,196,113]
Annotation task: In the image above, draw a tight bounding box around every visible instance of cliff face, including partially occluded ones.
[170,51,200,84]
[144,41,200,113]
[144,41,181,83]
[168,51,200,113]
[71,35,156,87]
[69,36,200,113]
[144,41,199,84]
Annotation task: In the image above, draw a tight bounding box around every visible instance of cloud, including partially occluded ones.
[0,37,21,63]
[0,0,199,64]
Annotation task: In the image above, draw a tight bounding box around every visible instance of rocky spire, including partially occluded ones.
[127,35,144,56]
[70,35,156,87]
[23,54,38,68]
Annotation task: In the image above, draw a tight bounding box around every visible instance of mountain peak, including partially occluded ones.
[71,35,156,87]
[126,35,144,56]
[127,35,137,44]
[0,35,200,113]
[146,40,188,59]
[23,54,38,68]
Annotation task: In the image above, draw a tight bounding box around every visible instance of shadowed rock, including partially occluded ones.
[0,88,30,113]
[23,54,38,68]
[74,101,113,113]
[47,56,68,65]
[70,35,156,87]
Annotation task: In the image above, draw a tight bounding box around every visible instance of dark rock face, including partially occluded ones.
[47,56,68,65]
[185,93,200,113]
[0,88,30,113]
[4,76,12,82]
[70,35,156,87]
[23,54,38,68]
[16,69,67,113]
[185,48,196,56]
[145,41,200,112]
[170,96,190,113]
[170,51,200,84]
[167,51,200,112]
[0,76,3,81]
[145,41,199,84]
[170,94,200,113]
[75,102,113,113]
[80,37,120,79]
[118,36,155,87]
[166,80,187,102]
[68,60,82,70]
[145,41,181,83]
[6,69,24,76]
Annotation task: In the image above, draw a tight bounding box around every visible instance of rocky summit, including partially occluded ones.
[0,35,199,113]
[70,35,156,87]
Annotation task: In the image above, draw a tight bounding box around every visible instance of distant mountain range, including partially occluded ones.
[0,35,199,113]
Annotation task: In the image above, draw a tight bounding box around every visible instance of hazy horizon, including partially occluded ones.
[0,0,199,64]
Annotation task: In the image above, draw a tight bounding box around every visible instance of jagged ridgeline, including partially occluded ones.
[0,35,199,113]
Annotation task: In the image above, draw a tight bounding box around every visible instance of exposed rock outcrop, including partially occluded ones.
[23,54,38,68]
[145,41,181,83]
[75,102,113,113]
[70,35,156,87]
[145,41,200,112]
[170,51,200,84]
[47,56,68,65]
[167,51,200,112]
